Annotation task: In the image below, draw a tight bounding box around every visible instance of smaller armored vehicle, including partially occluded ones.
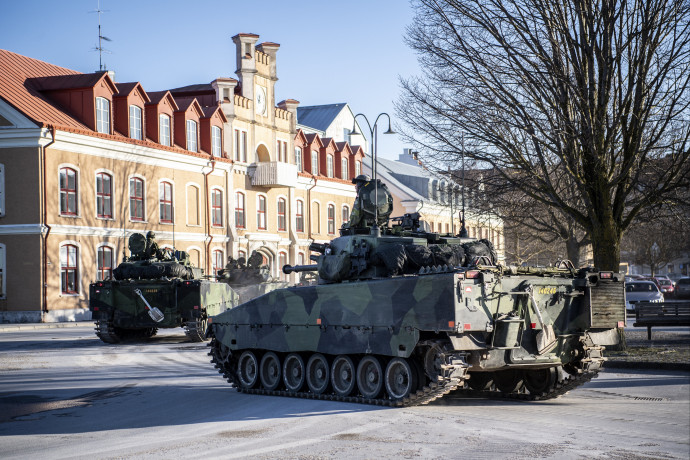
[216,251,288,303]
[89,232,237,343]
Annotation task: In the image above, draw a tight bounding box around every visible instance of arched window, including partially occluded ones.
[60,244,79,294]
[327,204,335,234]
[341,157,348,180]
[297,252,305,266]
[327,155,334,178]
[186,120,198,151]
[159,114,171,146]
[295,199,304,233]
[188,248,201,268]
[237,249,247,262]
[97,246,113,281]
[96,172,112,219]
[257,196,267,230]
[295,147,303,172]
[212,249,224,276]
[212,126,222,157]
[278,252,288,281]
[129,105,143,140]
[311,202,320,234]
[129,177,145,221]
[235,192,245,228]
[159,181,173,223]
[277,198,286,232]
[59,167,78,216]
[211,189,223,227]
[311,151,318,175]
[96,97,110,134]
[342,205,350,226]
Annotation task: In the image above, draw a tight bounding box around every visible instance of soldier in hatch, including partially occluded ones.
[143,231,164,259]
[348,174,371,228]
[348,174,394,229]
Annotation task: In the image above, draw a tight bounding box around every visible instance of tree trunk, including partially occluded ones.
[591,222,621,271]
[565,233,581,268]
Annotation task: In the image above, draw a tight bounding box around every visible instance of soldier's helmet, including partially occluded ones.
[146,231,155,239]
[352,174,371,185]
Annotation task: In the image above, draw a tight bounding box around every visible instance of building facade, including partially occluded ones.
[0,34,363,322]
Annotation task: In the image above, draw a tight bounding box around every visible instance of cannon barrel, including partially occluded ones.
[282,264,319,274]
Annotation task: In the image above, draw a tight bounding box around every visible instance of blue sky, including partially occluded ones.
[0,0,420,160]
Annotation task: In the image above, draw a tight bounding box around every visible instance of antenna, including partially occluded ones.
[90,0,111,71]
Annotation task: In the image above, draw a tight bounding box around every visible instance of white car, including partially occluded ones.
[625,281,664,313]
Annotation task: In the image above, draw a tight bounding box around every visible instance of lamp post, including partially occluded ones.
[351,113,395,236]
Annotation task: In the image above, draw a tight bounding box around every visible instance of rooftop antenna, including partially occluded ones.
[90,0,111,71]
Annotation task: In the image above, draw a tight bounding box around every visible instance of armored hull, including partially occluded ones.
[208,232,625,406]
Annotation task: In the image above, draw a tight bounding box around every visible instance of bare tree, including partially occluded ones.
[397,0,690,270]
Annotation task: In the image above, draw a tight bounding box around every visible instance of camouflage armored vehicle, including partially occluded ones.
[216,251,288,303]
[90,232,237,343]
[208,178,625,406]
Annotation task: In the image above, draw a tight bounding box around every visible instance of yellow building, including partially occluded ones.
[0,34,360,322]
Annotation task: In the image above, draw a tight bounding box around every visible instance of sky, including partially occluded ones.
[0,0,421,161]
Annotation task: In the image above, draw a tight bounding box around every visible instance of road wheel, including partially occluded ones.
[494,369,524,393]
[524,367,557,395]
[331,355,356,397]
[236,350,260,389]
[260,352,282,391]
[385,357,417,400]
[306,353,330,395]
[357,355,384,399]
[467,372,494,391]
[283,353,306,392]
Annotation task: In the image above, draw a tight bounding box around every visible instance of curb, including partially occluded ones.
[0,322,93,332]
[603,360,690,372]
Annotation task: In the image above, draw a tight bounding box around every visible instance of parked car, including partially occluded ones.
[675,278,690,299]
[656,278,674,295]
[625,281,664,313]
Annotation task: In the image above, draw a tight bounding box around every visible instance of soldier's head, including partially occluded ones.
[352,174,371,191]
[146,231,155,240]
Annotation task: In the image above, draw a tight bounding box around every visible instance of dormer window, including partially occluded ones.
[311,151,318,175]
[159,114,171,146]
[341,158,348,180]
[186,120,198,151]
[96,97,110,134]
[212,126,222,157]
[129,105,142,140]
[327,155,334,178]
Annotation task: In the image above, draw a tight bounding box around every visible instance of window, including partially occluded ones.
[327,155,334,178]
[212,189,223,227]
[187,184,199,226]
[278,252,288,281]
[341,158,348,180]
[186,120,198,151]
[60,244,79,294]
[96,172,112,219]
[327,204,335,234]
[59,167,78,216]
[159,114,171,146]
[355,161,361,177]
[212,126,222,157]
[234,129,247,162]
[129,177,145,221]
[257,195,267,230]
[342,205,350,226]
[295,200,304,232]
[97,246,113,281]
[235,192,245,228]
[311,151,318,175]
[212,249,224,276]
[277,198,286,231]
[295,147,302,172]
[312,202,320,234]
[237,250,247,262]
[96,97,110,134]
[159,181,173,223]
[188,248,201,268]
[297,252,305,266]
[438,223,442,233]
[129,105,142,140]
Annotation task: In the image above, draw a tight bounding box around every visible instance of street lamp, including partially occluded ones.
[351,112,395,236]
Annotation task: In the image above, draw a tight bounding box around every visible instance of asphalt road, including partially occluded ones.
[1,326,689,459]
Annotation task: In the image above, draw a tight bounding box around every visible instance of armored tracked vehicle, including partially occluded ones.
[216,251,288,303]
[208,179,625,406]
[90,232,237,343]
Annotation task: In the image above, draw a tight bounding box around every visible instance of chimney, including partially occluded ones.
[232,33,260,101]
[211,77,238,119]
[278,99,300,133]
[257,42,280,80]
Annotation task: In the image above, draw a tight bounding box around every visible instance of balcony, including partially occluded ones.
[250,161,298,187]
